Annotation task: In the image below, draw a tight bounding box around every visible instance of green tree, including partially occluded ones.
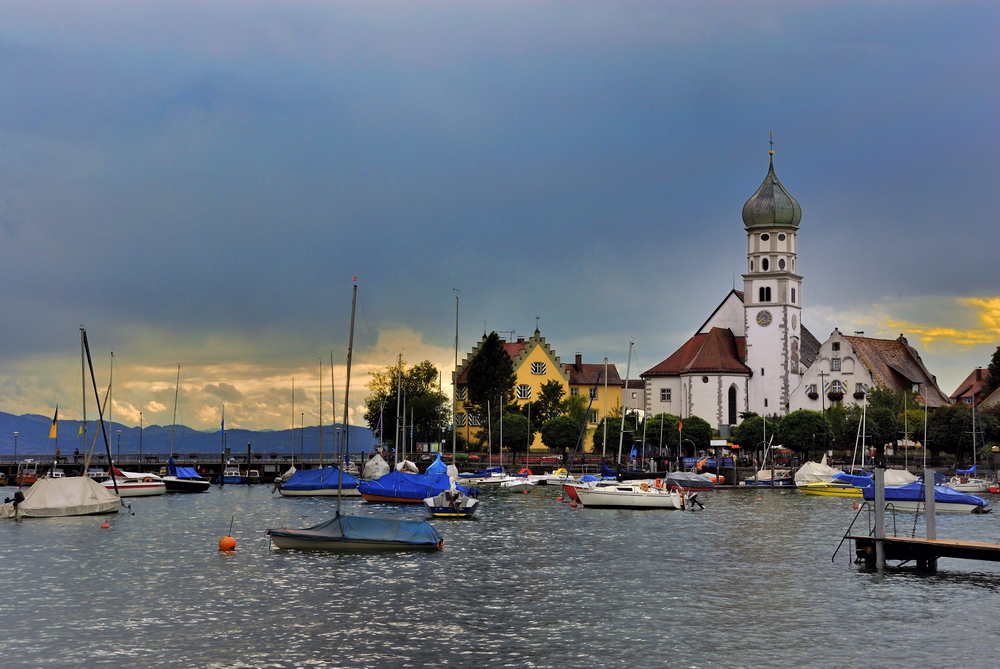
[643,413,681,454]
[591,415,636,459]
[465,332,517,426]
[677,415,712,457]
[982,343,1000,398]
[541,415,582,461]
[363,359,449,448]
[731,414,782,453]
[774,409,830,460]
[495,413,531,464]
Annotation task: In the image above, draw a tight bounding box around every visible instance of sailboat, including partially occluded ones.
[1,328,120,518]
[946,395,992,493]
[266,280,443,551]
[158,365,209,493]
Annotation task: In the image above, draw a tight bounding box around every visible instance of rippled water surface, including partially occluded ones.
[2,483,1000,668]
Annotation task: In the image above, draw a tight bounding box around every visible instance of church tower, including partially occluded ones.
[741,141,802,416]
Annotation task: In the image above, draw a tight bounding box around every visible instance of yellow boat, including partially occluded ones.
[796,481,864,497]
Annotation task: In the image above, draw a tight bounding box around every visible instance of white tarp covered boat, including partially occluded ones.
[1,476,120,518]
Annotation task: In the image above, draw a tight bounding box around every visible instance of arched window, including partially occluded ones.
[762,258,770,271]
[728,386,738,425]
[758,286,772,302]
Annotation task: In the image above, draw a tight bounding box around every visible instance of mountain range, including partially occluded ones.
[0,411,375,458]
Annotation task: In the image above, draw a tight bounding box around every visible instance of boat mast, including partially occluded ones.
[318,358,323,468]
[170,363,180,454]
[337,279,358,517]
[453,288,460,461]
[80,327,90,473]
[617,341,633,464]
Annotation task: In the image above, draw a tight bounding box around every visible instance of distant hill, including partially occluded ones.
[0,411,375,458]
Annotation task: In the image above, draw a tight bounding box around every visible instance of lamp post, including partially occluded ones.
[818,371,828,451]
[117,430,121,462]
[13,431,18,463]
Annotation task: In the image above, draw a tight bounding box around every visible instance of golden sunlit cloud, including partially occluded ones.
[884,297,1000,350]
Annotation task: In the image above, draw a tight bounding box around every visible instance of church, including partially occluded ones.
[640,148,949,434]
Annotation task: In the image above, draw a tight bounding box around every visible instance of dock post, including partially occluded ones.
[874,468,885,572]
[923,469,936,539]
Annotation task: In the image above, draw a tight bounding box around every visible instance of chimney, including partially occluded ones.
[575,353,582,369]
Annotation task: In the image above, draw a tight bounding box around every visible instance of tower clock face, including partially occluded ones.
[756,310,773,327]
[791,315,798,330]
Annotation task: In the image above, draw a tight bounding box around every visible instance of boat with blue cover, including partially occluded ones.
[359,471,458,503]
[161,457,211,493]
[266,514,443,550]
[277,466,362,497]
[863,481,991,514]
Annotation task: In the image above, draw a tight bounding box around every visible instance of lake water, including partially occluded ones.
[1,483,999,668]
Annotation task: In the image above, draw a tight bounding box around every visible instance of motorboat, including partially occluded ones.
[798,469,920,498]
[740,469,794,486]
[863,481,991,514]
[221,460,245,484]
[266,514,443,551]
[101,468,166,497]
[576,482,698,510]
[161,457,211,493]
[500,476,535,493]
[423,489,480,518]
[13,459,40,487]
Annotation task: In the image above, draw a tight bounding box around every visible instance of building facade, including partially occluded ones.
[454,329,624,451]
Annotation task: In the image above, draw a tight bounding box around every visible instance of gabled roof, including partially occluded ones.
[843,334,950,407]
[799,324,821,370]
[950,368,989,403]
[567,361,623,387]
[641,327,751,377]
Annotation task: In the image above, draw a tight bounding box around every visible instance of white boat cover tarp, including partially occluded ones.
[363,453,390,480]
[885,469,919,486]
[1,477,120,518]
[795,460,843,484]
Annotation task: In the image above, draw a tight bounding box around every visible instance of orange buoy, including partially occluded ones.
[523,489,529,494]
[100,523,110,529]
[570,500,578,508]
[852,502,859,510]
[757,496,764,500]
[218,536,237,551]
[555,496,563,502]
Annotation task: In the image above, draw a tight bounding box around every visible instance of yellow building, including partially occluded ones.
[453,329,623,451]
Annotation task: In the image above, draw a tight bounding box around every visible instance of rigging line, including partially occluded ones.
[356,291,378,349]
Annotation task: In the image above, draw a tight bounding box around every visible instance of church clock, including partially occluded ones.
[756,310,773,327]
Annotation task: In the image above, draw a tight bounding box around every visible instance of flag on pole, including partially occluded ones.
[49,406,58,439]
[678,420,683,431]
[221,404,226,436]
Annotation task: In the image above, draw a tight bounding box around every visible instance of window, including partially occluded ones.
[455,413,467,427]
[589,387,598,400]
[832,358,841,371]
[571,387,579,396]
[702,376,709,383]
[516,384,532,400]
[761,233,770,241]
[832,342,840,351]
[778,234,785,241]
[660,388,671,402]
[531,362,546,375]
[758,286,772,302]
[456,387,467,400]
[750,260,754,272]
[829,380,846,394]
[805,384,817,395]
[856,383,868,395]
[764,398,768,408]
[728,387,737,426]
[469,414,481,427]
[631,391,637,399]
[762,258,770,271]
[778,258,785,270]
[589,409,598,425]
[791,288,796,303]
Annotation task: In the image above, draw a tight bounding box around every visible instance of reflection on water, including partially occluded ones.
[1,484,999,668]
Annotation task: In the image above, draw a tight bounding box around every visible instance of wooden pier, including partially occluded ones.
[851,535,1000,573]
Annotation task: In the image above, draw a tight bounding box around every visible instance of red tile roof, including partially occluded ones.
[950,368,989,403]
[641,327,751,377]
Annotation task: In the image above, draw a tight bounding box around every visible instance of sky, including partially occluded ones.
[0,1,997,434]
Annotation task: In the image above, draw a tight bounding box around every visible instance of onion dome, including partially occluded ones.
[742,153,801,230]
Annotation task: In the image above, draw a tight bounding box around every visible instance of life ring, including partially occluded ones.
[655,478,662,488]
[142,477,153,483]
[640,483,650,492]
[518,468,533,475]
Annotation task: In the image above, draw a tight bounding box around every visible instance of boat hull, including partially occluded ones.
[576,486,685,509]
[797,482,864,497]
[102,481,167,497]
[162,477,211,493]
[360,493,425,503]
[278,487,362,497]
[267,534,442,551]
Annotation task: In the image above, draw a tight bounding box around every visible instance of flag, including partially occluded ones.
[678,420,683,431]
[221,404,226,435]
[49,406,58,439]
[78,425,83,436]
